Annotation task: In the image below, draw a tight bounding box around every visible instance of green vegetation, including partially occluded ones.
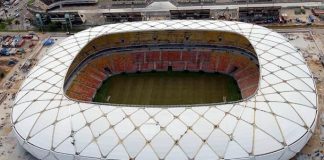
[47,22,62,31]
[27,0,35,6]
[14,19,20,30]
[6,18,14,25]
[0,18,15,31]
[14,20,20,25]
[94,71,241,105]
[0,23,6,30]
[294,8,305,15]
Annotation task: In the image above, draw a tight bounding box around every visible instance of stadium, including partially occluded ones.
[12,20,317,160]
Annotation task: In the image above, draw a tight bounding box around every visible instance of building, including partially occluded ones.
[26,1,322,26]
[170,9,210,19]
[238,6,281,23]
[12,20,317,160]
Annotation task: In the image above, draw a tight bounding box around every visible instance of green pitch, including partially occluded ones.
[93,71,241,105]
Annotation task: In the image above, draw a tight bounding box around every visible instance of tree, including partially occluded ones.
[0,72,5,79]
[14,19,20,30]
[7,18,12,25]
[47,21,61,31]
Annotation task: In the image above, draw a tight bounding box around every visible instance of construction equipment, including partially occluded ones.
[218,7,229,20]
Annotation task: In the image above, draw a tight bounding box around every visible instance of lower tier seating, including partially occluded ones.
[66,49,259,100]
[66,65,108,101]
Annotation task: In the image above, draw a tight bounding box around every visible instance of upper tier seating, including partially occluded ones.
[67,30,255,77]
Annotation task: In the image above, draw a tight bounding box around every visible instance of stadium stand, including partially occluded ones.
[65,30,260,101]
[66,62,108,101]
[67,30,255,74]
[66,47,259,100]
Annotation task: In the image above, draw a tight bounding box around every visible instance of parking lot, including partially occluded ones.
[1,0,32,30]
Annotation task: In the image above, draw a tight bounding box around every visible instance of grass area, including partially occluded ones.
[0,18,15,31]
[93,71,241,105]
[27,0,35,6]
[0,23,6,30]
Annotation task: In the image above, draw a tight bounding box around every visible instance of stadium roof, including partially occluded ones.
[12,20,317,160]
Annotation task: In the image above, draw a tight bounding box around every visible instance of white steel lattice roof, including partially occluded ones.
[12,20,317,160]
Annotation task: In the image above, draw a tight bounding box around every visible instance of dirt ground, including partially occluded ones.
[0,35,65,160]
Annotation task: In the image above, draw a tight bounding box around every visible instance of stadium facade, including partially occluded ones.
[12,20,317,160]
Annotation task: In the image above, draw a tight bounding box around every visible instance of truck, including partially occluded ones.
[312,8,324,17]
[309,15,316,23]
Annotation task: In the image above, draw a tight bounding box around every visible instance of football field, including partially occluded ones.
[93,71,241,105]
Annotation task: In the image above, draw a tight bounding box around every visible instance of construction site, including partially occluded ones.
[24,0,324,30]
[0,34,64,160]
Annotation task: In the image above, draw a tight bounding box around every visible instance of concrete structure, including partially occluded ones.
[238,6,281,23]
[27,1,322,25]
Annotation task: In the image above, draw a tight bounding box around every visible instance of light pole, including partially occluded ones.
[36,14,44,33]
